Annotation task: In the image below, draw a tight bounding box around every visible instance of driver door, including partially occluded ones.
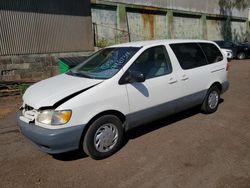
[121,45,183,128]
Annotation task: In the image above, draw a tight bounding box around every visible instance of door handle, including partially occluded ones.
[181,74,189,81]
[168,77,178,84]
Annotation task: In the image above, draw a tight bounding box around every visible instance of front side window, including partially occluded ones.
[68,47,140,79]
[128,46,172,80]
[170,43,207,70]
[199,43,223,64]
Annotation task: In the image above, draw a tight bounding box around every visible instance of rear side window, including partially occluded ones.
[199,43,223,63]
[170,43,207,70]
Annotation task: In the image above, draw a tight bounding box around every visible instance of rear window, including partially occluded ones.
[170,43,207,70]
[199,43,223,64]
[222,42,234,48]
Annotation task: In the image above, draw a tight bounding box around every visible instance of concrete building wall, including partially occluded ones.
[207,19,224,40]
[173,16,203,39]
[0,52,91,82]
[126,11,167,41]
[231,21,248,41]
[97,0,248,18]
[92,1,248,46]
[0,55,59,82]
[206,19,247,41]
[92,7,117,45]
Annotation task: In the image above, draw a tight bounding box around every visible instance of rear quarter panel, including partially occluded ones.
[206,45,228,90]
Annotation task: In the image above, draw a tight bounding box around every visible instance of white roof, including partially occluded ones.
[109,39,214,48]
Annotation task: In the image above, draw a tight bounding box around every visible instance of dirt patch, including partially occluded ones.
[0,96,22,119]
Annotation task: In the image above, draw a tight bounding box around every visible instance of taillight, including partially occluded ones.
[226,63,230,71]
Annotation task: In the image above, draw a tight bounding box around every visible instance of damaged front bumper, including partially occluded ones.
[17,111,85,154]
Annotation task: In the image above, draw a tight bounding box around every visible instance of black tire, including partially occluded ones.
[237,52,246,60]
[201,86,220,114]
[82,115,124,160]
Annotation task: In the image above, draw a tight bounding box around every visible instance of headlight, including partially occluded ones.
[52,110,72,125]
[36,110,72,125]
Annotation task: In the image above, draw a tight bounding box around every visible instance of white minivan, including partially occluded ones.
[17,40,229,159]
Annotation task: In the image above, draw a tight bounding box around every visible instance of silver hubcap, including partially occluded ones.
[94,124,118,153]
[208,91,219,109]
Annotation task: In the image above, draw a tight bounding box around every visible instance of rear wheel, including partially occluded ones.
[201,86,220,114]
[237,52,246,60]
[82,115,124,159]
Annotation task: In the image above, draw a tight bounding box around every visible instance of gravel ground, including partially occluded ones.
[0,59,250,188]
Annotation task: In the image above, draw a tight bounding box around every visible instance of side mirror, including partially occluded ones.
[128,71,145,83]
[119,70,146,85]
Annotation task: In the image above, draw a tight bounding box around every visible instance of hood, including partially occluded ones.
[23,74,103,109]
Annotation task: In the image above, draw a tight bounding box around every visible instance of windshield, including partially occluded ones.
[67,47,140,79]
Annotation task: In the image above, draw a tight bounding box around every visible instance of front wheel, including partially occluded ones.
[82,115,124,159]
[201,86,220,114]
[237,52,246,60]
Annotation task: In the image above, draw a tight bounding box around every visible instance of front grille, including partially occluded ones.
[24,104,34,111]
[22,104,37,122]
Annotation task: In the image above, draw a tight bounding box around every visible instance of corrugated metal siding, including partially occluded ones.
[0,0,93,56]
